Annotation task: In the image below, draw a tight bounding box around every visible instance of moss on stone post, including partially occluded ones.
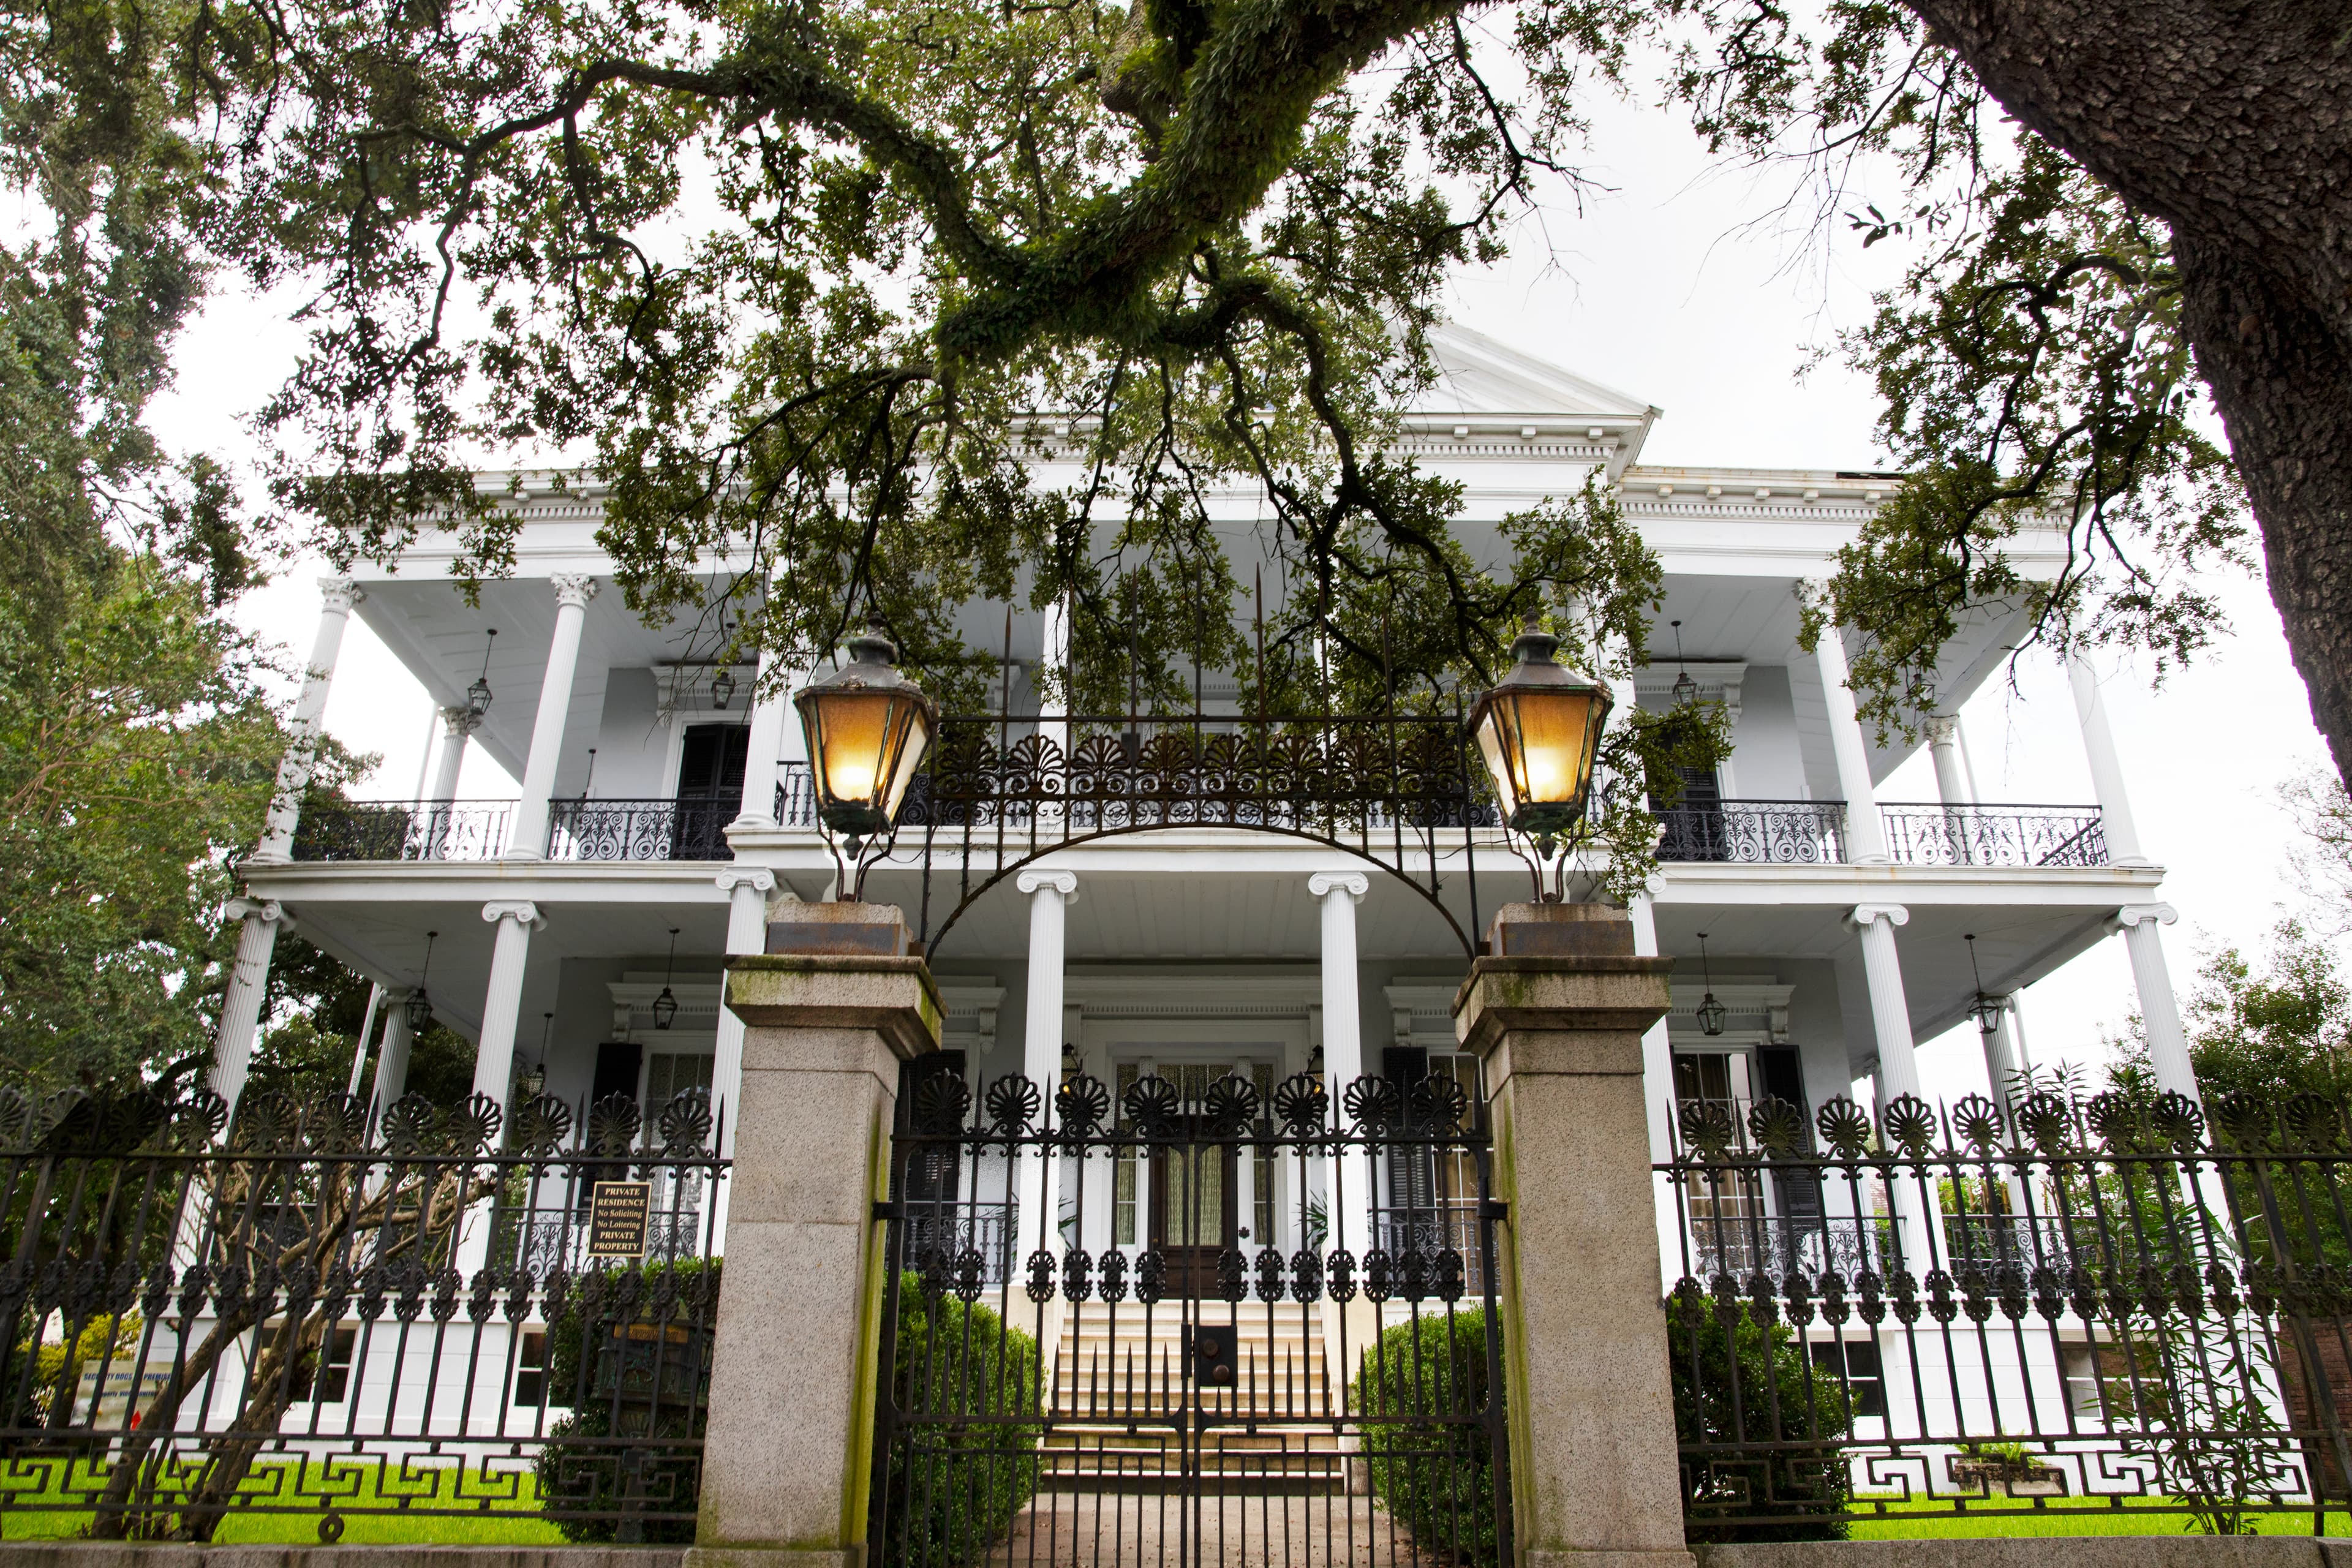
[1453,901,1687,1568]
[687,905,941,1568]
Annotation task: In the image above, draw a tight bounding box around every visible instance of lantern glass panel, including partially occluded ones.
[810,691,899,808]
[1475,686,1605,830]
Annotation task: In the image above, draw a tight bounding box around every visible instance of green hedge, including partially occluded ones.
[536,1258,719,1545]
[879,1275,1043,1568]
[1670,1303,1853,1543]
[1352,1308,1506,1568]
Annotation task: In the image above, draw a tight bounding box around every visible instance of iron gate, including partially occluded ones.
[873,1061,1512,1566]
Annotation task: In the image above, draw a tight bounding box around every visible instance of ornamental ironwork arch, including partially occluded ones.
[883,712,1501,957]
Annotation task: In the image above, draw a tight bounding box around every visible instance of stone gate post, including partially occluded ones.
[687,902,941,1568]
[1453,902,1690,1568]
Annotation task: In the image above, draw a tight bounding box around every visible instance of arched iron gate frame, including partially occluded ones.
[872,1060,1515,1567]
[869,710,1502,959]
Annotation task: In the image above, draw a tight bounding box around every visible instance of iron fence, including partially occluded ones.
[876,1063,1511,1567]
[1656,801,1847,864]
[1662,1087,2352,1537]
[0,1082,728,1544]
[288,799,513,862]
[546,796,738,861]
[902,1198,1017,1286]
[1878,804,2110,867]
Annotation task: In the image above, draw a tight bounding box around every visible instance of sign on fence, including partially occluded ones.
[589,1179,653,1257]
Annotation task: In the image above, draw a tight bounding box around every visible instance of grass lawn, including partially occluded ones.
[0,1457,570,1544]
[1847,1494,2343,1539]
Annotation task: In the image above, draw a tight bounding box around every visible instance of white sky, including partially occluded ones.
[148,88,2332,1108]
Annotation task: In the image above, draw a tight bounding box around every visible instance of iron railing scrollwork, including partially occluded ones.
[1664,1086,2352,1534]
[289,797,513,862]
[897,713,1500,956]
[546,795,739,861]
[1878,804,2110,867]
[1655,801,1847,865]
[0,1082,728,1542]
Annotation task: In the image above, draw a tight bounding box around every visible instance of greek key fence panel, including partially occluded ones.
[1662,1087,2352,1537]
[0,1082,728,1544]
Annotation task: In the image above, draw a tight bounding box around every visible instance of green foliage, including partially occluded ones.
[536,1259,722,1545]
[2182,921,2352,1107]
[1351,1308,1504,1568]
[883,1277,1042,1568]
[1669,1302,1853,1543]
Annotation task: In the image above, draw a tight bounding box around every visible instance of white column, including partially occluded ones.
[472,901,545,1101]
[252,579,363,862]
[710,869,778,1150]
[1310,872,1374,1257]
[1629,892,1686,1289]
[1813,620,1891,862]
[1849,905,1920,1102]
[1040,594,1072,788]
[732,649,796,830]
[1980,998,2025,1110]
[1928,718,1972,805]
[1014,870,1077,1257]
[506,575,598,859]
[2068,649,2149,865]
[429,707,475,800]
[208,897,288,1114]
[371,997,415,1119]
[346,984,385,1099]
[2115,903,2196,1100]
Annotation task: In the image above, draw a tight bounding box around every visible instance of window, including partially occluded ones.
[1114,1063,1139,1246]
[312,1325,357,1404]
[645,1051,714,1109]
[1810,1335,1885,1419]
[514,1329,549,1409]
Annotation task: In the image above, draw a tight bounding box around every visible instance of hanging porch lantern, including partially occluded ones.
[405,931,438,1033]
[1695,930,1728,1038]
[1466,622,1615,844]
[710,666,737,710]
[467,630,497,719]
[794,625,937,850]
[1966,934,2005,1035]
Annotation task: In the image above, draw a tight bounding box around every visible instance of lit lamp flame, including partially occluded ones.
[794,625,937,859]
[1466,622,1615,857]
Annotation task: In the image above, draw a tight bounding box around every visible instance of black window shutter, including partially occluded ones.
[590,1041,643,1108]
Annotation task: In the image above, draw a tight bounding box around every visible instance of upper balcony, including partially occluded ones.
[1653,800,2109,869]
[289,773,2107,870]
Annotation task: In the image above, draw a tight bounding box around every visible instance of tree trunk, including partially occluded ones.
[2173,235,2352,791]
[1902,0,2352,784]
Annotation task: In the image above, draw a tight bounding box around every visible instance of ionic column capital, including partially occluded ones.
[2111,902,2178,932]
[225,897,287,926]
[1308,870,1370,903]
[317,578,365,615]
[716,868,777,895]
[483,900,546,930]
[549,573,600,609]
[1016,868,1079,900]
[1848,902,1909,930]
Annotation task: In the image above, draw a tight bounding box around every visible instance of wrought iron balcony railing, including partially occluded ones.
[289,798,513,862]
[1879,803,2110,867]
[1683,1213,1900,1281]
[775,760,816,827]
[494,1205,706,1273]
[1654,801,1847,864]
[546,794,739,861]
[902,1198,1019,1286]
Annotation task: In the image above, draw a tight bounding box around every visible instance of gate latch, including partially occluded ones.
[1186,1324,1236,1388]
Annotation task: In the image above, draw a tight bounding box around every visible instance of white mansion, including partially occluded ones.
[207,324,2192,1427]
